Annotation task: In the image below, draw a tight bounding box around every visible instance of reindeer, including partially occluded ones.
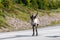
[28,9,39,36]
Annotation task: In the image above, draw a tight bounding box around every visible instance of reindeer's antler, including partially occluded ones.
[35,9,38,17]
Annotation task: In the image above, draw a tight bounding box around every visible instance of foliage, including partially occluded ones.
[0,0,60,10]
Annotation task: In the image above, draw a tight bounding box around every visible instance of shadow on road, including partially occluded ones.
[0,35,32,40]
[46,36,60,38]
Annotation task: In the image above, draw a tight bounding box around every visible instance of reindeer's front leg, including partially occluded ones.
[32,25,35,36]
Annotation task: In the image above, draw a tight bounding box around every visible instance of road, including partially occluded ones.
[0,25,60,40]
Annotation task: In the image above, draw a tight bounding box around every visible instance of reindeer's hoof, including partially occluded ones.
[36,34,38,36]
[32,34,34,36]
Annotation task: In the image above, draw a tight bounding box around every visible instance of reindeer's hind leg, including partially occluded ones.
[36,24,38,36]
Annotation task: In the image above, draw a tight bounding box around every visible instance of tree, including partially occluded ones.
[30,0,38,9]
[2,0,13,10]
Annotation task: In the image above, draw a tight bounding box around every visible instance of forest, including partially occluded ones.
[0,0,60,10]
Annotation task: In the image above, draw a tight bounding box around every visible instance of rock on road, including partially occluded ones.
[0,25,60,40]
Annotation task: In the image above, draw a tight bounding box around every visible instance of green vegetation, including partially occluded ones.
[0,0,60,29]
[0,12,10,28]
[0,0,60,10]
[49,20,60,26]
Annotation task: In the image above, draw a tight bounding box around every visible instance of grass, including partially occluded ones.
[0,15,8,28]
[50,20,60,25]
[12,7,30,22]
[0,11,12,28]
[16,11,30,22]
[44,20,60,27]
